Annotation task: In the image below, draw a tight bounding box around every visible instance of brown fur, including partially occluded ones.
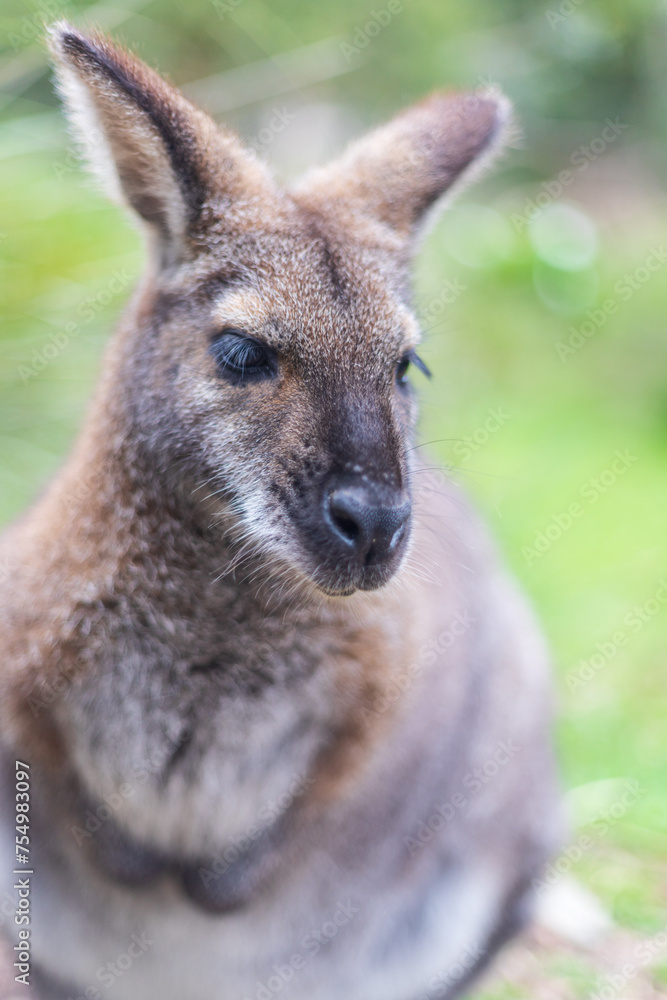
[0,24,558,1000]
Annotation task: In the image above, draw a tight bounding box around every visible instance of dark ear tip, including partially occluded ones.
[47,20,107,69]
[47,20,82,55]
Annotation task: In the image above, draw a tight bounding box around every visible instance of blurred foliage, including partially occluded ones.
[1,0,666,993]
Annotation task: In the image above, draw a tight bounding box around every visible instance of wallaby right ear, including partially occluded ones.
[295,89,512,242]
[48,23,272,264]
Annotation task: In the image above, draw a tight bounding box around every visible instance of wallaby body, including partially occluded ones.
[0,25,560,1000]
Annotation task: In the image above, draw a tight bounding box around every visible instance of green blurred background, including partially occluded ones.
[1,0,665,994]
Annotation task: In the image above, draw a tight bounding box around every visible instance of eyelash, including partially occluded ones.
[209,330,275,381]
[396,350,431,387]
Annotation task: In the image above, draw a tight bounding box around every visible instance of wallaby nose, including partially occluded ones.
[326,485,411,566]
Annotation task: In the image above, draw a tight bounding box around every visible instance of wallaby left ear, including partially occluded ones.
[295,89,512,239]
[48,22,273,264]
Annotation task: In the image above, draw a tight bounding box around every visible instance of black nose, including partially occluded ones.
[325,485,411,566]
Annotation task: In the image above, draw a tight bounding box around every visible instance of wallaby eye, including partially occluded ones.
[209,329,275,381]
[395,357,411,385]
[395,350,431,387]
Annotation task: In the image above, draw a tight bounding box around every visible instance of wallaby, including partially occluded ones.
[0,23,561,1000]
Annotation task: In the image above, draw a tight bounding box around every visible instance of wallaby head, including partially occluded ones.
[49,24,511,598]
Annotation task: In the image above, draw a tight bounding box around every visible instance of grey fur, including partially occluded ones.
[0,23,561,1000]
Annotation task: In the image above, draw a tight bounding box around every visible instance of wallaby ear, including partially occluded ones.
[48,22,272,264]
[295,90,513,239]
